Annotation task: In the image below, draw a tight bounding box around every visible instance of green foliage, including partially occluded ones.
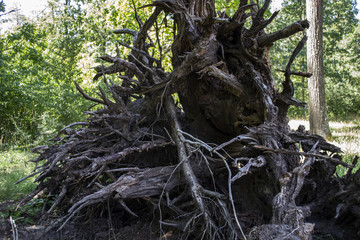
[267,0,307,118]
[332,121,360,176]
[1,0,359,147]
[1,0,168,146]
[0,149,36,201]
[0,4,91,146]
[0,0,5,13]
[268,0,359,120]
[215,0,240,15]
[0,198,46,225]
[0,148,59,223]
[326,82,360,118]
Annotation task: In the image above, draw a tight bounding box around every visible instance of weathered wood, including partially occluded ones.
[258,20,309,47]
[19,1,360,239]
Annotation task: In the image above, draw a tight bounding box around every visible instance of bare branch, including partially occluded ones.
[232,3,255,22]
[113,29,138,36]
[276,69,312,78]
[98,55,147,84]
[245,10,279,38]
[258,20,309,47]
[286,35,307,72]
[117,41,161,66]
[74,81,105,105]
[253,145,354,168]
[0,9,18,18]
[257,0,271,20]
[134,7,162,50]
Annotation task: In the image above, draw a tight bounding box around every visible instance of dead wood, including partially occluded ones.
[19,1,360,239]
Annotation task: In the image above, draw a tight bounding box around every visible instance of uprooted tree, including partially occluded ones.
[19,0,360,239]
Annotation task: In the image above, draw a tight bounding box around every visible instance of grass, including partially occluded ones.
[330,121,360,176]
[0,149,37,202]
[289,119,360,176]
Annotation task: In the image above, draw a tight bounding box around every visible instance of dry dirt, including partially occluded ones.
[0,200,177,240]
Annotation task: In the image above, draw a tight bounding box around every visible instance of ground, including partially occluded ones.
[0,200,163,240]
[0,197,181,240]
[1,120,359,239]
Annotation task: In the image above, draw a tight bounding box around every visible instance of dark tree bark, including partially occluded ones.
[19,1,359,239]
[306,0,332,139]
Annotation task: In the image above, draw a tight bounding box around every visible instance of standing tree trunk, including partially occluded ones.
[306,0,332,139]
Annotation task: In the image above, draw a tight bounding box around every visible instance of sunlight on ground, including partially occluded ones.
[289,119,360,156]
[289,120,310,131]
[289,120,356,132]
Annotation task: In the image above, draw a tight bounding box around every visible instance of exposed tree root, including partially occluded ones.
[19,1,360,239]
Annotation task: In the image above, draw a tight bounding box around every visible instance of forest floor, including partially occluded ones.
[0,119,359,239]
[289,119,360,174]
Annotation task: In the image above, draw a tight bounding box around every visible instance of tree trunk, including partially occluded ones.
[306,0,332,139]
[18,1,360,239]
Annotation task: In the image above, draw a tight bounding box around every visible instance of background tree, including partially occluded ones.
[269,0,359,119]
[306,0,332,138]
[268,0,307,117]
[0,0,170,147]
[0,2,90,147]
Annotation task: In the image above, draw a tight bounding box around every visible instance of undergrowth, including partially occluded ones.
[331,121,360,176]
[0,149,37,202]
[0,198,45,225]
[289,119,360,176]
